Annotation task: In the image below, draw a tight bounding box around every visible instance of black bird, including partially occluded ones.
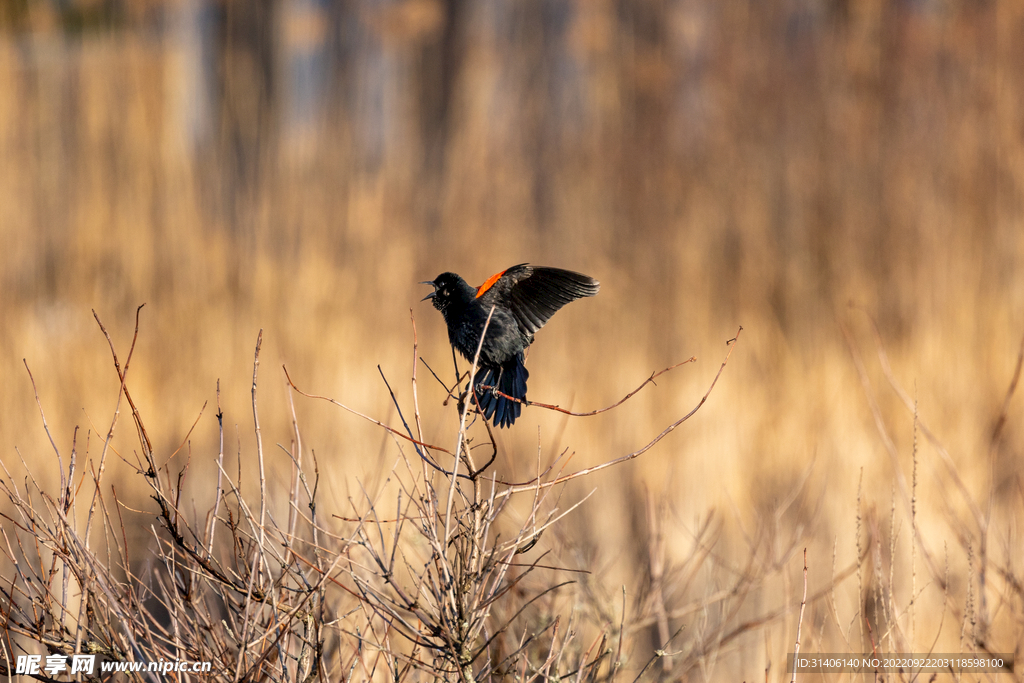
[422,264,599,428]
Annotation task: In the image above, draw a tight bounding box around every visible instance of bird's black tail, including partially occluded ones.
[472,355,529,428]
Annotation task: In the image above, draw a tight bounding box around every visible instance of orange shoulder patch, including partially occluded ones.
[475,269,507,298]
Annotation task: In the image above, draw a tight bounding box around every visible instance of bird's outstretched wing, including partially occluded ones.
[478,264,600,336]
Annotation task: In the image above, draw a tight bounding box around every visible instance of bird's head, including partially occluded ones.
[420,272,468,312]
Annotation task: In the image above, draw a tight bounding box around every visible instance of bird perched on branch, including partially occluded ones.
[422,264,600,428]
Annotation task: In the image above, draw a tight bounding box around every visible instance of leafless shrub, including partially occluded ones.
[0,310,754,681]
[0,308,348,681]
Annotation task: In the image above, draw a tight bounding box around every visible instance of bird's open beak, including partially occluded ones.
[420,281,437,301]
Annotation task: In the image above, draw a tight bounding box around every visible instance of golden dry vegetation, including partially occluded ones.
[0,1,1022,680]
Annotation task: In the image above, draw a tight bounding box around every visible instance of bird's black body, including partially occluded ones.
[422,264,600,427]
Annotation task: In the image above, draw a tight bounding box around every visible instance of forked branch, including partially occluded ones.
[476,356,696,417]
[497,326,742,495]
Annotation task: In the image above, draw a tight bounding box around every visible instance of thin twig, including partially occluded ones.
[446,305,495,548]
[498,326,742,496]
[283,366,455,457]
[791,548,808,683]
[476,357,696,417]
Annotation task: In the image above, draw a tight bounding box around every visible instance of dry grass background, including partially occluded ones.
[1,1,1023,680]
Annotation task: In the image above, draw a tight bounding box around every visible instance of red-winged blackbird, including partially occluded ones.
[422,264,600,428]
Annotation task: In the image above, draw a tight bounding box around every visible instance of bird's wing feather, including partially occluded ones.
[495,265,600,335]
